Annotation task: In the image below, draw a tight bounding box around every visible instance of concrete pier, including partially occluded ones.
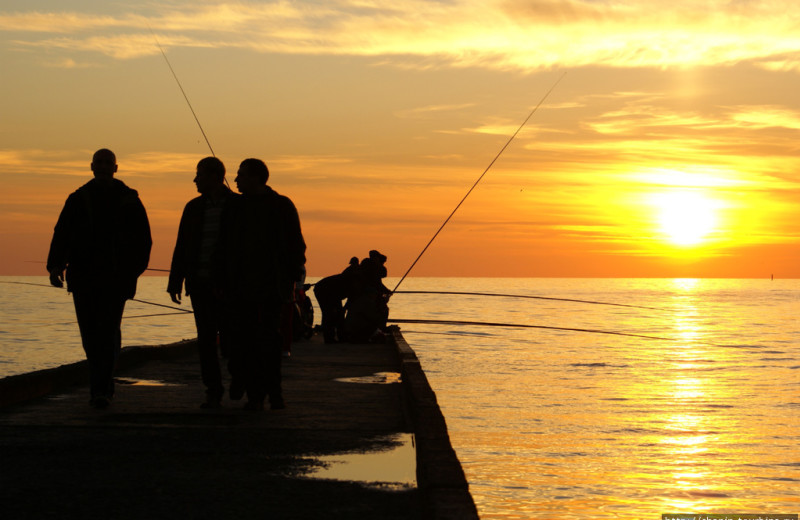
[0,327,478,519]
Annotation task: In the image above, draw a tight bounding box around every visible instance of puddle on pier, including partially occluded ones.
[334,372,401,384]
[114,377,185,387]
[44,378,183,401]
[301,433,416,490]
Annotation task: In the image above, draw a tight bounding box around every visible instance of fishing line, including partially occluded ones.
[0,282,193,314]
[123,312,194,320]
[149,25,216,157]
[27,260,171,274]
[392,72,566,293]
[388,318,686,343]
[399,329,500,338]
[0,280,57,289]
[131,298,193,313]
[48,311,191,326]
[393,290,667,311]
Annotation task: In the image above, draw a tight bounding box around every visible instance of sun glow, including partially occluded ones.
[652,191,719,247]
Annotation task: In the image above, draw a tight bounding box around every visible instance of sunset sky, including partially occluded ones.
[3,0,800,278]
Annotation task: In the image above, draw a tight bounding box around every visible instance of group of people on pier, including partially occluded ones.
[47,149,306,411]
[313,251,391,345]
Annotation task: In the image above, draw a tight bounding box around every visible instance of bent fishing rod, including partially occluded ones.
[393,72,566,293]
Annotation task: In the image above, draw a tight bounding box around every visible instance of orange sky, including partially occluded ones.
[2,1,800,278]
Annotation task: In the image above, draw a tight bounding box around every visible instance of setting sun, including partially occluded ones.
[652,191,718,247]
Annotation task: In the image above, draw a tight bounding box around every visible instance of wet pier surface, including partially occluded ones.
[0,330,478,519]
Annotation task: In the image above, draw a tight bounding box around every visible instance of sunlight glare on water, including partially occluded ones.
[388,277,800,519]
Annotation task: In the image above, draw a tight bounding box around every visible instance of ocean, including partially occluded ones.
[2,276,799,519]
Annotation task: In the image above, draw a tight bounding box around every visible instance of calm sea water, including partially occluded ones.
[2,276,799,518]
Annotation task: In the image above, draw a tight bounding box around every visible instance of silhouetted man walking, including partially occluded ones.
[47,149,152,409]
[220,158,306,410]
[168,157,238,408]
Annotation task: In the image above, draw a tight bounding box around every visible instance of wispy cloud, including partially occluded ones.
[0,149,89,177]
[3,1,800,69]
[395,103,476,119]
[728,105,800,129]
[1,149,208,178]
[42,57,98,69]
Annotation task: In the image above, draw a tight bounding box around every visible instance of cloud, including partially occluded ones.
[0,149,89,177]
[13,34,215,60]
[0,11,130,33]
[0,148,209,178]
[3,1,800,69]
[395,103,477,119]
[728,105,800,129]
[43,57,98,69]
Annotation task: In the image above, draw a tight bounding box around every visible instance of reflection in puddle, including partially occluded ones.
[114,378,184,387]
[303,433,416,490]
[334,372,402,384]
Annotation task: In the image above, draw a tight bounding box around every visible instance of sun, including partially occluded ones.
[652,191,718,246]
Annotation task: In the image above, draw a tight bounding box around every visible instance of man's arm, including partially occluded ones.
[167,201,194,303]
[46,196,73,288]
[281,197,307,280]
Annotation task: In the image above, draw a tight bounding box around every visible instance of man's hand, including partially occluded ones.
[49,269,64,288]
[169,292,182,305]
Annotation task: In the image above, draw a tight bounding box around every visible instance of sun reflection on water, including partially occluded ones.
[653,279,746,514]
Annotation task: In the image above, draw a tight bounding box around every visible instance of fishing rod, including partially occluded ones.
[1,281,192,313]
[47,311,192,327]
[389,318,688,343]
[149,26,216,157]
[131,298,193,313]
[392,72,566,293]
[392,290,667,312]
[123,312,193,320]
[0,280,55,289]
[26,261,169,274]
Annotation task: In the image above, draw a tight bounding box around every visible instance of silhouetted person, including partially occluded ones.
[47,149,152,409]
[167,157,238,409]
[219,158,306,410]
[313,256,359,343]
[344,250,391,343]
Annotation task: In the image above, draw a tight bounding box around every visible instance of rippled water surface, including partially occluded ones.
[2,276,799,518]
[391,278,800,519]
[0,276,198,376]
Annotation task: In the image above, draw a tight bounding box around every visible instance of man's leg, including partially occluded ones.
[261,301,285,410]
[190,284,224,407]
[73,289,125,406]
[315,291,339,344]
